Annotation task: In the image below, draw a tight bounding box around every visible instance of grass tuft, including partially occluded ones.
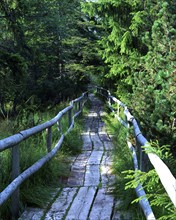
[104,113,145,219]
[0,100,87,219]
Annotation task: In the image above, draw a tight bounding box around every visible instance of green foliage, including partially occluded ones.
[62,122,83,155]
[104,114,144,219]
[0,0,92,117]
[83,0,176,153]
[123,141,176,219]
[0,100,85,219]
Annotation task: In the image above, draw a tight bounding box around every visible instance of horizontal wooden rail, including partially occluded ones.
[0,135,64,206]
[125,110,176,207]
[0,91,88,218]
[96,86,176,218]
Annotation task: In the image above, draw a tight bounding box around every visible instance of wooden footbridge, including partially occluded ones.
[0,87,175,220]
[19,94,124,220]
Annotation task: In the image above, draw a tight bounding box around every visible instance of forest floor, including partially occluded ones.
[19,94,131,220]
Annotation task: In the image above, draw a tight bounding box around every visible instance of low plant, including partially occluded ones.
[104,114,145,219]
[0,100,87,219]
[124,141,176,219]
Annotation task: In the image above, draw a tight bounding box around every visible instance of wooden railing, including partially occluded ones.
[96,86,176,220]
[0,92,88,218]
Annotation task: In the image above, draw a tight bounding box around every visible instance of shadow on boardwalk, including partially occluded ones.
[19,94,130,220]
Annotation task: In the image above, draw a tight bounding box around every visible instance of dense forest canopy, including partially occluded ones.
[0,0,176,151]
[0,0,100,116]
[82,0,176,152]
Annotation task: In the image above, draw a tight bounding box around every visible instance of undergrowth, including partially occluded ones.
[0,100,89,220]
[105,116,145,220]
[104,113,145,219]
[104,112,176,220]
[124,141,176,220]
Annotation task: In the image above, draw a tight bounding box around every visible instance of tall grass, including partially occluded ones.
[104,113,145,219]
[0,101,87,220]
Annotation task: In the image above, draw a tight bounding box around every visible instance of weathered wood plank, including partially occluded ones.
[45,187,78,220]
[66,187,97,220]
[90,133,104,151]
[81,133,92,151]
[87,151,103,165]
[76,151,91,160]
[99,132,110,142]
[84,151,103,186]
[67,151,91,187]
[101,152,115,187]
[89,188,114,220]
[19,208,44,220]
[104,141,113,151]
[84,165,100,186]
[99,131,114,150]
[67,170,85,187]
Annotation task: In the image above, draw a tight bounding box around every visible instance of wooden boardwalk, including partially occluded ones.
[19,94,125,220]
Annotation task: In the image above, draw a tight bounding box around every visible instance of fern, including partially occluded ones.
[123,142,176,219]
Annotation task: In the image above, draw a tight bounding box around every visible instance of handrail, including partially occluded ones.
[0,91,88,218]
[125,111,176,207]
[96,86,176,219]
[0,93,88,151]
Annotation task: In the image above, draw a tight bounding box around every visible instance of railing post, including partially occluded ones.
[46,127,52,152]
[117,103,120,117]
[108,96,112,107]
[11,145,20,219]
[57,119,62,134]
[140,148,149,172]
[74,102,77,114]
[78,100,82,111]
[68,108,72,128]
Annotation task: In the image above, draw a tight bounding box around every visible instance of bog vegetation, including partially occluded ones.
[0,0,176,219]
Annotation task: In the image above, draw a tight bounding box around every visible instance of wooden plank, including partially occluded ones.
[99,131,113,150]
[87,151,103,165]
[99,132,110,142]
[19,208,44,220]
[90,119,99,133]
[98,121,105,133]
[67,170,85,187]
[90,133,104,151]
[67,151,91,187]
[84,150,103,186]
[45,187,78,220]
[76,151,91,160]
[101,152,115,187]
[84,164,100,186]
[104,141,113,151]
[89,188,114,220]
[83,116,94,133]
[66,187,97,220]
[81,133,92,151]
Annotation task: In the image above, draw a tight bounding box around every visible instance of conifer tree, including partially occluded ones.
[83,0,176,150]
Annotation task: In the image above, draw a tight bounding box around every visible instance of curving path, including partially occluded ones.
[19,94,127,220]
